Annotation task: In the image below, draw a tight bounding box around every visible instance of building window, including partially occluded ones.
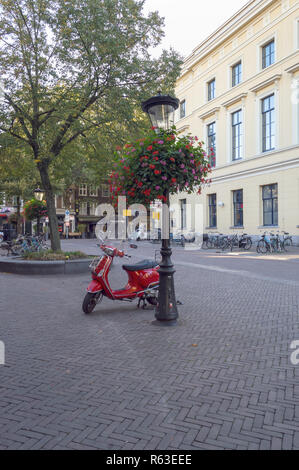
[180,100,186,119]
[89,202,97,216]
[262,94,275,152]
[207,122,216,167]
[233,190,243,227]
[262,184,278,226]
[180,199,186,229]
[208,194,217,228]
[262,40,275,69]
[101,184,109,197]
[232,109,242,160]
[79,184,87,196]
[56,195,64,209]
[232,61,242,87]
[208,79,215,101]
[89,186,98,197]
[79,202,88,215]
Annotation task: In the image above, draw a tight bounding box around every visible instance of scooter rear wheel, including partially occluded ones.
[82,291,103,314]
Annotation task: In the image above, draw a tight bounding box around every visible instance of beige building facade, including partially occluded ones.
[171,0,299,242]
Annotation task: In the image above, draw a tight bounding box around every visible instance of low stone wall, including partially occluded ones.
[0,258,91,275]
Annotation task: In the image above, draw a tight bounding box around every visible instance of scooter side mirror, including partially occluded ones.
[130,244,138,249]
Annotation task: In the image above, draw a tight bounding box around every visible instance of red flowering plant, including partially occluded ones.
[109,127,212,207]
[23,198,47,221]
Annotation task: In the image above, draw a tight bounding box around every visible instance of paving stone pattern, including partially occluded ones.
[0,244,298,450]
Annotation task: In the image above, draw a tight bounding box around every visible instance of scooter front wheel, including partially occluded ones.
[82,291,103,314]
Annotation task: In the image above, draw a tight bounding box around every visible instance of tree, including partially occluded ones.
[0,0,182,250]
[0,133,39,233]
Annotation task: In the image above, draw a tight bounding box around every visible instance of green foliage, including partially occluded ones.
[109,127,212,207]
[22,250,89,260]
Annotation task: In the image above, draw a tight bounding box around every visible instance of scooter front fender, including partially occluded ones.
[87,279,104,293]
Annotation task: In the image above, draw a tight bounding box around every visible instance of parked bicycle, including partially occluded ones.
[256,231,284,253]
[201,232,228,250]
[0,234,48,256]
[221,233,253,251]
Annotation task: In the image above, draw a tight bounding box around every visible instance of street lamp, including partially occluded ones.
[34,187,44,201]
[141,92,179,133]
[141,92,179,326]
[34,187,45,235]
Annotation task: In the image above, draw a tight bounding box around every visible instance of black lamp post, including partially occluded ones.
[34,187,45,236]
[141,92,179,326]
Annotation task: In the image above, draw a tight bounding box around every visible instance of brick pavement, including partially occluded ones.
[0,243,298,450]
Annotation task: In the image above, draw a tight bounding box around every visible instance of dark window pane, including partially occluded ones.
[207,122,216,167]
[208,79,215,101]
[262,184,278,226]
[180,100,186,119]
[209,194,217,227]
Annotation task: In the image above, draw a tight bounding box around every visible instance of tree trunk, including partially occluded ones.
[39,164,61,251]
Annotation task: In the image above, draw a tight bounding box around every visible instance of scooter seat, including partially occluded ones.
[122,259,158,272]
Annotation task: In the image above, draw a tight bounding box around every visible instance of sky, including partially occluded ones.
[143,0,250,58]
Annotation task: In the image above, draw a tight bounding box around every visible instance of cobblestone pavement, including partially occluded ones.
[0,240,299,450]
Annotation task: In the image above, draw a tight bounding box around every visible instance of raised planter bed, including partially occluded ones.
[0,257,91,275]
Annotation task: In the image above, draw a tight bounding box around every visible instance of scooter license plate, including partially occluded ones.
[89,256,103,270]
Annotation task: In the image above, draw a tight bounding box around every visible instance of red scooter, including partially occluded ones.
[82,241,159,314]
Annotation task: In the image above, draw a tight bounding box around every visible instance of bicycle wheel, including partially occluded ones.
[243,238,252,250]
[220,238,229,251]
[257,240,267,253]
[206,239,214,249]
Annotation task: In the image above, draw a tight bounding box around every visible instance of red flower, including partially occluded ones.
[154,170,161,175]
[147,145,153,151]
[153,151,159,155]
[137,182,143,188]
[149,164,155,169]
[170,157,175,162]
[153,157,159,161]
[171,178,176,183]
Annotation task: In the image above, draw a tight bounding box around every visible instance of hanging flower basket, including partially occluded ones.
[23,198,48,221]
[109,127,212,207]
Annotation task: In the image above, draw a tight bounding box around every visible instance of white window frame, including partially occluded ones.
[206,78,216,102]
[101,184,109,197]
[230,60,242,88]
[89,202,97,216]
[256,33,277,72]
[79,202,88,215]
[256,88,278,155]
[89,186,98,197]
[205,119,217,168]
[79,184,87,196]
[180,99,186,119]
[230,107,244,162]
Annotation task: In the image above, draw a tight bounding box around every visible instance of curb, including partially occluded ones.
[0,258,91,275]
